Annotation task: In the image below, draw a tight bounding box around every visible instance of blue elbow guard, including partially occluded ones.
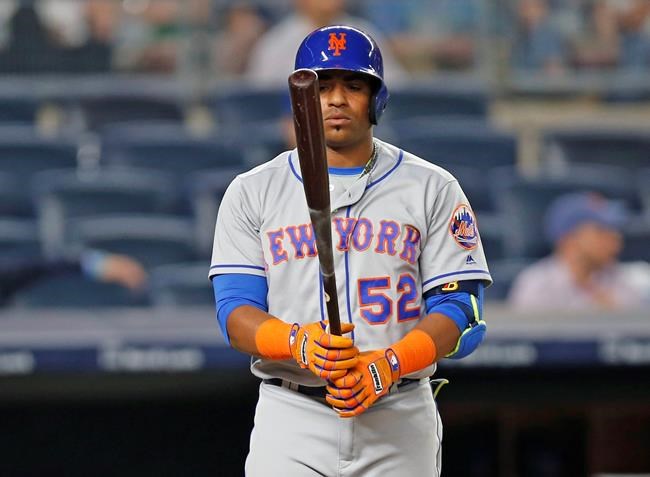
[445,319,486,359]
[445,286,486,360]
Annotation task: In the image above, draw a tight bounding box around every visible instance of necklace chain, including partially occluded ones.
[360,141,378,178]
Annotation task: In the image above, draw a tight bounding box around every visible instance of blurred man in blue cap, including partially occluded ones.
[508,192,648,310]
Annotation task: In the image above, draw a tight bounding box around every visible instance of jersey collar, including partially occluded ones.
[288,138,404,211]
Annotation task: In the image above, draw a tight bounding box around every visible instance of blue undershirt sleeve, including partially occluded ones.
[212,274,268,345]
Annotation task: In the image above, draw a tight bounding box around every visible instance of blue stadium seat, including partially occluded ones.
[32,168,179,256]
[385,86,488,121]
[240,122,289,166]
[491,166,640,259]
[638,168,650,216]
[389,118,517,172]
[484,258,535,302]
[0,218,41,258]
[443,164,499,214]
[0,126,79,180]
[212,87,287,132]
[543,128,650,172]
[620,220,650,262]
[150,262,214,307]
[474,214,506,261]
[78,95,184,131]
[0,171,32,217]
[69,215,199,269]
[101,122,245,176]
[187,167,246,256]
[12,275,149,308]
[0,98,39,123]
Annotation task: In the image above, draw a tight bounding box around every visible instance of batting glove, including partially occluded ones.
[289,320,359,381]
[325,348,400,418]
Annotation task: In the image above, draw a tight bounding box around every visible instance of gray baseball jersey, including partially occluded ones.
[210,138,492,386]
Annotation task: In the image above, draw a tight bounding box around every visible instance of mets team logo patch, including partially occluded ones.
[449,204,478,250]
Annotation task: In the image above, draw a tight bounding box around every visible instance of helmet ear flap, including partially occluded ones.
[370,83,389,125]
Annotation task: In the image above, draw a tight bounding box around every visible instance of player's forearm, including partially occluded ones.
[414,312,462,358]
[387,313,460,378]
[227,305,290,358]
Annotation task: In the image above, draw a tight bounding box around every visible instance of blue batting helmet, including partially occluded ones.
[294,25,389,124]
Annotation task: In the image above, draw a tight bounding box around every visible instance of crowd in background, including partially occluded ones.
[0,0,649,77]
[0,0,649,313]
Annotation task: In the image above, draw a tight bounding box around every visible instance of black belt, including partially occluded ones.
[263,377,422,399]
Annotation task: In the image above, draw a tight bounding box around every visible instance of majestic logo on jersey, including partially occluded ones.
[465,255,476,265]
[266,218,421,266]
[450,204,478,250]
[368,362,384,394]
[328,32,347,56]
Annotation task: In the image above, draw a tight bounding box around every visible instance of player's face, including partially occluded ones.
[318,71,373,149]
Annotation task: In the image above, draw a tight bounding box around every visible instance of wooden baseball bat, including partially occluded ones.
[288,68,342,336]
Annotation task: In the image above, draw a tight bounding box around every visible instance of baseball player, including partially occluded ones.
[210,25,492,477]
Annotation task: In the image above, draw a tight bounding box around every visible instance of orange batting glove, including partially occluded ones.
[326,329,437,417]
[289,320,359,381]
[325,348,400,418]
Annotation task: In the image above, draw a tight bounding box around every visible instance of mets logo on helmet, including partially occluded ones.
[449,204,478,250]
[328,32,347,56]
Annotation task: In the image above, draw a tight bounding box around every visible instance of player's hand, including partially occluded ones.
[326,348,400,417]
[289,320,358,381]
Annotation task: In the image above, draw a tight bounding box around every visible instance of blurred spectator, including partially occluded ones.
[510,0,567,74]
[571,0,620,70]
[114,0,183,73]
[244,0,408,87]
[0,249,148,306]
[114,0,210,73]
[608,0,650,70]
[0,2,60,73]
[212,2,269,77]
[362,0,480,73]
[508,192,650,311]
[62,0,118,72]
[0,0,117,73]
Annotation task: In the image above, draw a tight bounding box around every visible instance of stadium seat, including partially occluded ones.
[443,164,499,214]
[385,86,488,121]
[239,122,289,166]
[389,118,517,172]
[32,168,179,256]
[0,218,41,258]
[475,214,506,261]
[0,126,79,180]
[68,215,199,269]
[101,122,245,177]
[12,274,149,308]
[150,262,214,307]
[0,171,33,217]
[78,95,184,131]
[491,166,640,259]
[0,98,39,123]
[620,220,650,263]
[638,168,650,216]
[543,128,650,172]
[187,166,246,256]
[212,87,287,131]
